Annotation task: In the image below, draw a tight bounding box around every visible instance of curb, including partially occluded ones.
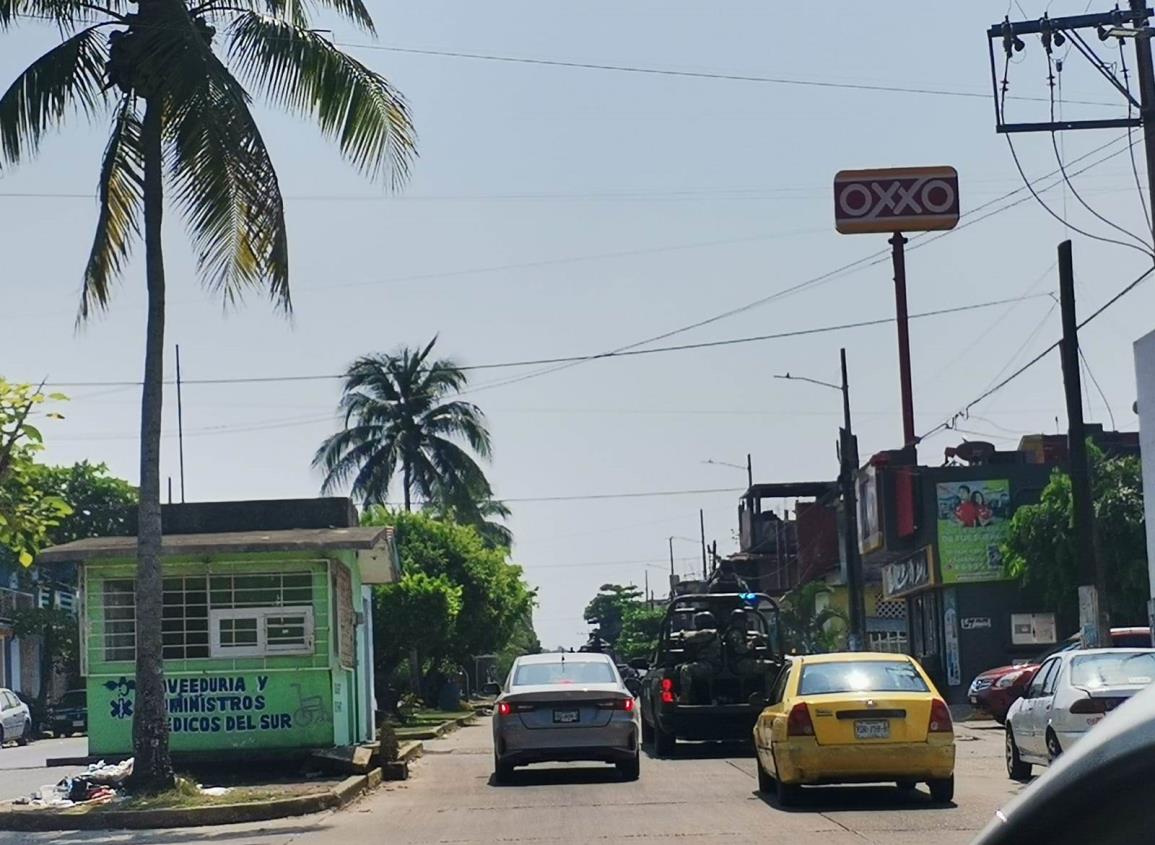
[0,767,385,832]
[395,713,476,742]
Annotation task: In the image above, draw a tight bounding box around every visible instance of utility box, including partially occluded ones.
[38,498,397,759]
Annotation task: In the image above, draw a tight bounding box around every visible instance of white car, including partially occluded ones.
[492,652,640,783]
[1005,647,1155,781]
[0,689,33,746]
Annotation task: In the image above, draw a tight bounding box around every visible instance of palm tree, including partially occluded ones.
[1,0,415,789]
[314,338,493,512]
[426,477,513,549]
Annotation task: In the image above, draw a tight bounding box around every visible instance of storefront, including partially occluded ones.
[38,499,398,758]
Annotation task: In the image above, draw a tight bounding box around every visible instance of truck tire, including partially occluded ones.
[654,721,676,757]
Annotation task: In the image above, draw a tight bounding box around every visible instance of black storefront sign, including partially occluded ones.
[882,546,937,599]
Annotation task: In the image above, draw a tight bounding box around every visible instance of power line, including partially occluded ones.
[40,292,1052,390]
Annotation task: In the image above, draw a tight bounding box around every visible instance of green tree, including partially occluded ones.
[315,339,494,511]
[12,607,79,708]
[372,571,462,698]
[1004,448,1149,626]
[583,583,643,646]
[0,381,71,565]
[1,0,415,789]
[616,604,664,663]
[779,581,847,654]
[363,508,535,701]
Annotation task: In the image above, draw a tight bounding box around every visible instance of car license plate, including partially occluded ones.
[73,720,85,728]
[553,709,580,724]
[855,719,890,740]
[969,696,979,705]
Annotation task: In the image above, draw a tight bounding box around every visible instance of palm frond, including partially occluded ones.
[166,50,290,312]
[422,401,491,459]
[227,13,415,187]
[0,25,109,168]
[0,0,126,31]
[78,95,143,322]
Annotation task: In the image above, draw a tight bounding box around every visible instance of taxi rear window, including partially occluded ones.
[799,660,929,695]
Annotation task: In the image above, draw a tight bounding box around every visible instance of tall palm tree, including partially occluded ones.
[426,478,513,549]
[314,338,493,511]
[1,0,415,788]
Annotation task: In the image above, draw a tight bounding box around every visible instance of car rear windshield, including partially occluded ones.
[1070,652,1155,688]
[59,691,86,707]
[513,660,616,686]
[799,660,929,695]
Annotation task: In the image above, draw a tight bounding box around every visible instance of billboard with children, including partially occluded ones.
[935,479,1013,584]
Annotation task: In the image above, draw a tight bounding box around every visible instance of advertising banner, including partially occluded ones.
[936,479,1013,584]
[858,465,884,555]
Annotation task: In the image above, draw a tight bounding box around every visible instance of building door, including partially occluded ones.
[909,591,944,691]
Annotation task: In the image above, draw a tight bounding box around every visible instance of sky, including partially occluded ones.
[3,1,1155,649]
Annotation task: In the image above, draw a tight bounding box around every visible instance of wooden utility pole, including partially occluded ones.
[840,348,867,651]
[699,509,707,579]
[1058,241,1107,647]
[1130,0,1155,239]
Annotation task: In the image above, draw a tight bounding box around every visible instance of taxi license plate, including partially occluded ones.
[553,709,580,724]
[855,719,890,740]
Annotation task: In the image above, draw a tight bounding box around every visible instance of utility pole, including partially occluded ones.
[699,509,707,579]
[668,536,675,578]
[840,348,867,652]
[1130,0,1155,237]
[746,453,753,489]
[1058,241,1108,648]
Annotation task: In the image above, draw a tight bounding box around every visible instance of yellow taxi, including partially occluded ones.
[753,652,956,805]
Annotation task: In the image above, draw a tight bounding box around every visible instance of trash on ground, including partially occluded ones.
[12,759,134,809]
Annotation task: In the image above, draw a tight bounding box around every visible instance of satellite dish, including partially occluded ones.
[954,440,996,465]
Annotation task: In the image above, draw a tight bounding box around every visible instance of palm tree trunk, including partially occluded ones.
[401,458,421,696]
[129,96,174,791]
[402,461,412,512]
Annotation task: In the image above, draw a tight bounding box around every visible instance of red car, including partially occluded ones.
[968,627,1152,723]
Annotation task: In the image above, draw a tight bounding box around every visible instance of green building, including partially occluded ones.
[39,498,397,758]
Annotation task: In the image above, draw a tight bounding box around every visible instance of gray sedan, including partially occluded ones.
[492,652,640,783]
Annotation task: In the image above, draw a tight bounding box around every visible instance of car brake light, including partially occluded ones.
[497,701,511,716]
[929,699,953,733]
[1070,697,1110,714]
[786,702,815,737]
[660,677,676,704]
[597,698,635,712]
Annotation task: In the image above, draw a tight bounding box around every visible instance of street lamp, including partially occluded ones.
[774,347,867,653]
[702,454,753,488]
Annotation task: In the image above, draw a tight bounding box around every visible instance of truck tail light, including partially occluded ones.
[660,677,676,704]
[786,702,815,737]
[929,699,953,733]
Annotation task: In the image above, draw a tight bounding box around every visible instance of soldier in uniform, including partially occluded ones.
[678,610,721,704]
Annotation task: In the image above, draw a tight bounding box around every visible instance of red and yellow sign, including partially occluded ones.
[834,166,960,234]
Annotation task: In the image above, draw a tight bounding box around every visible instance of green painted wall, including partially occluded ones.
[83,551,368,756]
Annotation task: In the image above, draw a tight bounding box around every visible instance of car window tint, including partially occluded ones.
[1070,652,1155,688]
[1042,660,1063,695]
[769,665,791,704]
[61,691,86,707]
[2,692,15,709]
[1028,659,1055,696]
[1112,633,1153,648]
[513,660,616,686]
[798,660,928,695]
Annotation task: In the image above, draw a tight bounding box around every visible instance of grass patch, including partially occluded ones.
[114,778,302,812]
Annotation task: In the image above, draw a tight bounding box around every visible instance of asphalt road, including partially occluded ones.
[0,719,1022,845]
[0,737,86,803]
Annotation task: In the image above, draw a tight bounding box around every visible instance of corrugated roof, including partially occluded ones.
[36,526,394,563]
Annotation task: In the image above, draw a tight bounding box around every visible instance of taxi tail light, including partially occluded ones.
[1070,697,1112,714]
[660,677,677,704]
[786,702,815,737]
[928,699,953,733]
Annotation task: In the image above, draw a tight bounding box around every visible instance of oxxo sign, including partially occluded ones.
[834,166,960,234]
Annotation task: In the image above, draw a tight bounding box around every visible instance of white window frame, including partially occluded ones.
[209,607,314,658]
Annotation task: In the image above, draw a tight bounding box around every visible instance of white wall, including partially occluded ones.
[1134,330,1155,617]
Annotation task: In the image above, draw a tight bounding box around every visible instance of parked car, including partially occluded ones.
[968,627,1152,723]
[0,689,33,746]
[1004,647,1155,782]
[47,689,87,737]
[492,652,640,783]
[753,652,956,805]
[972,673,1155,845]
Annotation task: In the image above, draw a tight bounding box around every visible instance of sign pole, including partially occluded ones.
[889,232,916,448]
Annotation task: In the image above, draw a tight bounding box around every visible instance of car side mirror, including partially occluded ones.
[628,658,650,671]
[625,678,642,697]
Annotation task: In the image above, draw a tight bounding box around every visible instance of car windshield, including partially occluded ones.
[1070,652,1155,689]
[59,691,85,707]
[513,660,616,686]
[799,660,930,695]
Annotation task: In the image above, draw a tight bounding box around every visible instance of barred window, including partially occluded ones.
[98,571,315,662]
[102,581,136,662]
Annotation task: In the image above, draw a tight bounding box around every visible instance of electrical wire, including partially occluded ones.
[1078,346,1118,430]
[919,264,1155,444]
[1119,41,1153,237]
[999,54,1154,259]
[40,292,1052,390]
[1047,53,1151,250]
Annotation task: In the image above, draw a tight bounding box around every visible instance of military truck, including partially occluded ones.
[637,572,785,754]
